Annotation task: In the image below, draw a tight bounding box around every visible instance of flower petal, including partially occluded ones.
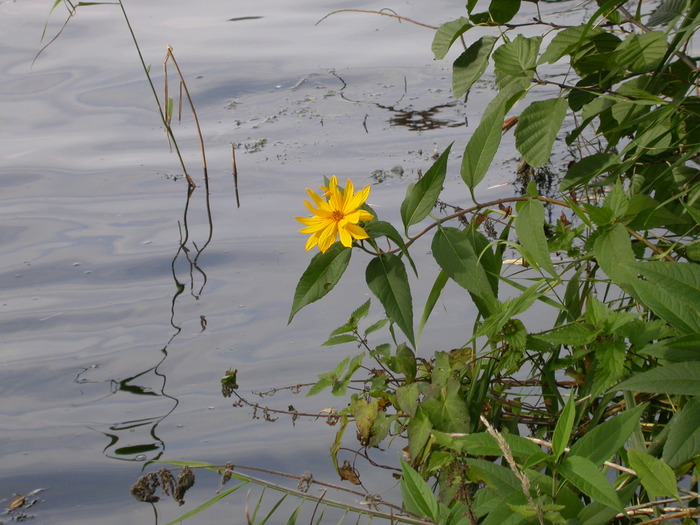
[318,222,338,253]
[343,222,369,240]
[305,232,320,251]
[341,179,356,213]
[338,219,353,247]
[304,199,332,218]
[345,184,371,214]
[343,209,374,224]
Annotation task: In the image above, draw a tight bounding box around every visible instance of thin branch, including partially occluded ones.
[316,9,437,30]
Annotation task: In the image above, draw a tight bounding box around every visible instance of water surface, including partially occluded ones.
[0,1,575,522]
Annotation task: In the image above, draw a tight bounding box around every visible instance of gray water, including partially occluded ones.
[1,1,577,522]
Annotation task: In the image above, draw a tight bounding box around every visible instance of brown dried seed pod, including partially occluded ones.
[130,473,160,503]
[173,466,195,506]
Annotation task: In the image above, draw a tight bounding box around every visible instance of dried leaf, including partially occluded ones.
[173,466,195,506]
[7,494,25,510]
[339,460,361,485]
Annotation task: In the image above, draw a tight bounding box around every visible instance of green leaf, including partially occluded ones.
[643,333,700,362]
[569,404,647,466]
[614,31,667,74]
[627,449,679,501]
[627,261,700,334]
[464,458,521,495]
[364,317,388,336]
[431,227,497,315]
[576,482,638,524]
[461,97,506,194]
[366,254,415,347]
[536,323,598,346]
[422,378,471,433]
[364,220,417,276]
[552,394,576,460]
[349,299,371,323]
[515,198,557,277]
[288,243,351,323]
[354,398,379,444]
[418,270,449,343]
[558,456,623,511]
[475,283,541,340]
[285,504,301,525]
[514,97,568,168]
[453,36,498,99]
[602,180,628,219]
[539,25,602,65]
[432,17,472,60]
[648,0,689,27]
[493,34,541,88]
[167,482,248,524]
[455,432,542,459]
[407,407,433,463]
[401,143,453,233]
[321,334,357,346]
[396,382,420,417]
[663,397,700,468]
[400,460,439,520]
[394,343,417,381]
[615,362,700,396]
[593,223,637,291]
[489,0,521,24]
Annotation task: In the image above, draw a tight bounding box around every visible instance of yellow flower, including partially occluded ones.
[296,176,374,253]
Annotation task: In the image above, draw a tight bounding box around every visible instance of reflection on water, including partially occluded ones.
[72,183,214,463]
[331,71,465,132]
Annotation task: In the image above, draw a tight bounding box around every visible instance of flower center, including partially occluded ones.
[332,210,345,221]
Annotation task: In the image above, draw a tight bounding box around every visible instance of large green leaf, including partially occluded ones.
[488,0,521,24]
[432,17,472,60]
[627,449,680,500]
[663,397,700,468]
[455,432,542,460]
[627,261,700,334]
[422,378,471,433]
[614,31,667,74]
[552,394,576,460]
[407,407,433,464]
[461,98,506,194]
[539,25,602,65]
[558,456,623,512]
[514,198,557,277]
[464,458,521,495]
[288,243,351,323]
[364,220,417,276]
[366,254,415,347]
[643,333,700,362]
[535,323,597,347]
[401,143,453,234]
[593,223,637,291]
[514,97,568,168]
[576,483,639,524]
[400,460,439,520]
[493,34,541,88]
[615,362,700,396]
[569,404,647,466]
[648,0,689,27]
[560,152,621,192]
[453,36,498,98]
[431,227,498,315]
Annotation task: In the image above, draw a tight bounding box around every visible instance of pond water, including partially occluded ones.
[1,1,578,523]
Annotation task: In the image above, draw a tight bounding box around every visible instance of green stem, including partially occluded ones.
[117,0,194,187]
